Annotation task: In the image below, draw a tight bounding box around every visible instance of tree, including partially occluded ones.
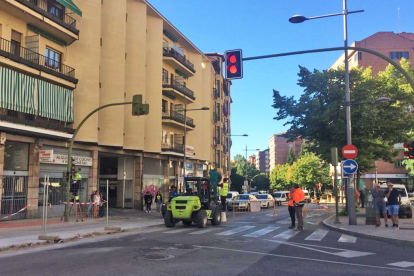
[272,60,414,174]
[286,147,296,165]
[233,154,260,180]
[251,173,270,191]
[291,152,330,189]
[269,163,293,191]
[230,168,244,193]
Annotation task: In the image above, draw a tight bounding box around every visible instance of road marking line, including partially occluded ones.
[163,229,193,234]
[190,228,220,235]
[216,226,256,236]
[244,226,280,237]
[198,245,413,272]
[273,229,299,240]
[305,229,329,241]
[387,261,414,268]
[338,234,357,243]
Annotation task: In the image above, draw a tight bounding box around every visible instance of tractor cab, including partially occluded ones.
[183,177,213,209]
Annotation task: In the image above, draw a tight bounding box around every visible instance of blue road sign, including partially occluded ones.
[342,159,358,174]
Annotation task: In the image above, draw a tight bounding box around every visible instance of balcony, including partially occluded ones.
[213,112,220,123]
[0,37,77,83]
[162,77,195,102]
[163,43,196,77]
[162,110,195,129]
[161,142,184,154]
[2,0,80,44]
[213,88,219,99]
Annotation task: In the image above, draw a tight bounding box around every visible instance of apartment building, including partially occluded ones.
[332,32,414,191]
[0,0,230,219]
[269,134,302,172]
[255,149,269,174]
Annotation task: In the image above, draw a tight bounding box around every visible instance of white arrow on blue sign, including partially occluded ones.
[342,159,358,174]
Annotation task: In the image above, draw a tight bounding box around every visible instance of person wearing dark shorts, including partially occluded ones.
[371,184,387,227]
[386,182,401,229]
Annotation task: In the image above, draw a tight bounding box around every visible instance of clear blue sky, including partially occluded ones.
[148,0,414,159]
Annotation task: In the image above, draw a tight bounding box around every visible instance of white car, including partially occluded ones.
[303,189,311,203]
[226,191,239,200]
[273,191,290,206]
[255,194,275,208]
[380,184,412,218]
[227,194,258,211]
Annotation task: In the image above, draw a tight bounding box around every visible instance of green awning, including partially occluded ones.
[56,0,82,16]
[28,24,67,46]
[175,69,188,79]
[0,66,73,122]
[162,91,175,100]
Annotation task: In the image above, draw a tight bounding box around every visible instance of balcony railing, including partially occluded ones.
[161,142,184,154]
[162,78,195,100]
[16,0,78,31]
[163,46,196,73]
[213,88,219,99]
[213,112,220,123]
[162,110,195,128]
[0,37,76,83]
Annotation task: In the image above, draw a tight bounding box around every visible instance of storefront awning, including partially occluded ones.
[56,0,82,16]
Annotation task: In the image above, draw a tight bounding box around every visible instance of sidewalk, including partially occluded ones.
[0,209,164,251]
[323,208,414,246]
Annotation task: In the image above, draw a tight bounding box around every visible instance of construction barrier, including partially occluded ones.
[232,201,278,219]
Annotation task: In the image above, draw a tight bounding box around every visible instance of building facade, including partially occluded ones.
[255,149,269,174]
[0,0,231,219]
[332,32,414,191]
[269,134,302,172]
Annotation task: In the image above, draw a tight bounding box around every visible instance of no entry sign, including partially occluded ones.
[342,145,358,159]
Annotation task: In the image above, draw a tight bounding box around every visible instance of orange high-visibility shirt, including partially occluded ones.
[287,192,294,207]
[293,188,305,206]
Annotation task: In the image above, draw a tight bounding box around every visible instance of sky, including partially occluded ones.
[148,0,414,159]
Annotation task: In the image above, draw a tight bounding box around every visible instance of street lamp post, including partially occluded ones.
[289,0,363,225]
[244,146,260,192]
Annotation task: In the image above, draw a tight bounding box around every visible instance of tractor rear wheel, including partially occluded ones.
[211,206,222,226]
[182,220,192,226]
[164,211,175,228]
[196,210,208,228]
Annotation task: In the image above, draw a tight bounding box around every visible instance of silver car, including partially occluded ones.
[255,194,275,208]
[227,194,258,211]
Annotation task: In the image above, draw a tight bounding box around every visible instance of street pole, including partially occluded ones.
[122,156,126,210]
[245,144,248,192]
[183,100,187,190]
[343,0,357,225]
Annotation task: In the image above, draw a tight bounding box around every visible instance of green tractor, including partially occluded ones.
[164,177,222,228]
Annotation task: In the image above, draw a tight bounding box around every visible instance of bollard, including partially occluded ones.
[221,212,227,223]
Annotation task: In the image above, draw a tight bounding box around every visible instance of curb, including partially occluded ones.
[322,215,414,247]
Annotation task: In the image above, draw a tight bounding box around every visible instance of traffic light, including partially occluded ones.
[225,49,243,80]
[404,142,414,159]
[132,94,150,116]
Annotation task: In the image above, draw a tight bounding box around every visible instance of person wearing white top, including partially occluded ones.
[93,191,101,219]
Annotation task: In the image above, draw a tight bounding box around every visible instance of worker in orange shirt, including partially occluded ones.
[287,186,296,229]
[293,184,306,231]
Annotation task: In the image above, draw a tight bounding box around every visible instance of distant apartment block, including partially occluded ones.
[255,149,269,173]
[269,134,302,172]
[248,155,256,166]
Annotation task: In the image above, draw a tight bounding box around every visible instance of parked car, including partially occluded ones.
[380,184,412,218]
[226,191,239,200]
[409,192,414,205]
[273,191,290,206]
[303,189,311,203]
[255,194,275,208]
[227,194,258,211]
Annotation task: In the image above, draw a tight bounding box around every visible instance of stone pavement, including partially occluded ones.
[323,209,414,246]
[0,209,165,251]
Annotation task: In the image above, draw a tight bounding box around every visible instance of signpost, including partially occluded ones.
[342,159,358,174]
[342,145,358,159]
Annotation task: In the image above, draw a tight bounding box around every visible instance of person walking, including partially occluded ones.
[287,186,296,229]
[359,189,365,208]
[93,191,101,219]
[371,184,388,227]
[155,191,163,213]
[144,191,153,213]
[86,190,95,217]
[218,178,229,211]
[293,184,305,231]
[385,182,401,229]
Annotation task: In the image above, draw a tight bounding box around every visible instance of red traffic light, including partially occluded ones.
[225,49,243,80]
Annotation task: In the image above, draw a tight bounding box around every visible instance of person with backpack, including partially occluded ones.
[144,191,153,213]
[293,184,306,231]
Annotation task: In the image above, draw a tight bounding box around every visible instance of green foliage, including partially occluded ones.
[291,152,330,188]
[272,60,414,172]
[286,147,296,165]
[230,168,244,193]
[233,154,260,180]
[251,173,270,191]
[269,163,293,190]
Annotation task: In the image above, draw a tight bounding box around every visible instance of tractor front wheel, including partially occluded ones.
[211,206,222,226]
[164,211,176,228]
[196,210,208,228]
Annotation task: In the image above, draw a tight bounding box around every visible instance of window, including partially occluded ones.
[216,103,220,120]
[216,126,220,144]
[162,100,167,113]
[170,133,174,145]
[216,80,220,97]
[354,52,362,61]
[4,142,29,171]
[10,30,22,57]
[162,69,168,83]
[162,130,168,144]
[390,51,409,60]
[395,160,405,168]
[216,150,220,168]
[45,47,61,70]
[47,0,64,20]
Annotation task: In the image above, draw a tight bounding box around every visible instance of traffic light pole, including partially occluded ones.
[64,101,133,222]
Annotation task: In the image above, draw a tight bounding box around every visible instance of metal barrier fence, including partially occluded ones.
[231,200,278,218]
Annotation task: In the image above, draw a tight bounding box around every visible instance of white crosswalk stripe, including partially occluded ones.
[163,229,193,234]
[190,228,220,235]
[216,226,256,236]
[273,229,299,240]
[387,261,414,268]
[338,234,357,243]
[305,229,329,241]
[243,226,280,237]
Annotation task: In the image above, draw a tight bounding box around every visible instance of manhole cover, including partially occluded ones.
[226,238,250,243]
[136,253,175,261]
[172,244,197,250]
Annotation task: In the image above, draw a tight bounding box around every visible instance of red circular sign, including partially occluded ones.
[342,145,358,159]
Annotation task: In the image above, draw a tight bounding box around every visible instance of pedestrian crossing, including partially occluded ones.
[162,225,357,244]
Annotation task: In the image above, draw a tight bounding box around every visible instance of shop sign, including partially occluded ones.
[185,162,194,176]
[196,164,203,177]
[185,145,194,156]
[40,150,53,163]
[40,153,92,167]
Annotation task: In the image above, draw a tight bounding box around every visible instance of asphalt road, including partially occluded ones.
[1,204,414,276]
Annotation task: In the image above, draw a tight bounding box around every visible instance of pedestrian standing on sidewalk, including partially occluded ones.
[293,184,305,231]
[155,191,163,213]
[372,184,388,227]
[359,189,365,208]
[287,186,296,229]
[144,191,153,213]
[385,182,401,229]
[87,190,95,217]
[93,191,101,219]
